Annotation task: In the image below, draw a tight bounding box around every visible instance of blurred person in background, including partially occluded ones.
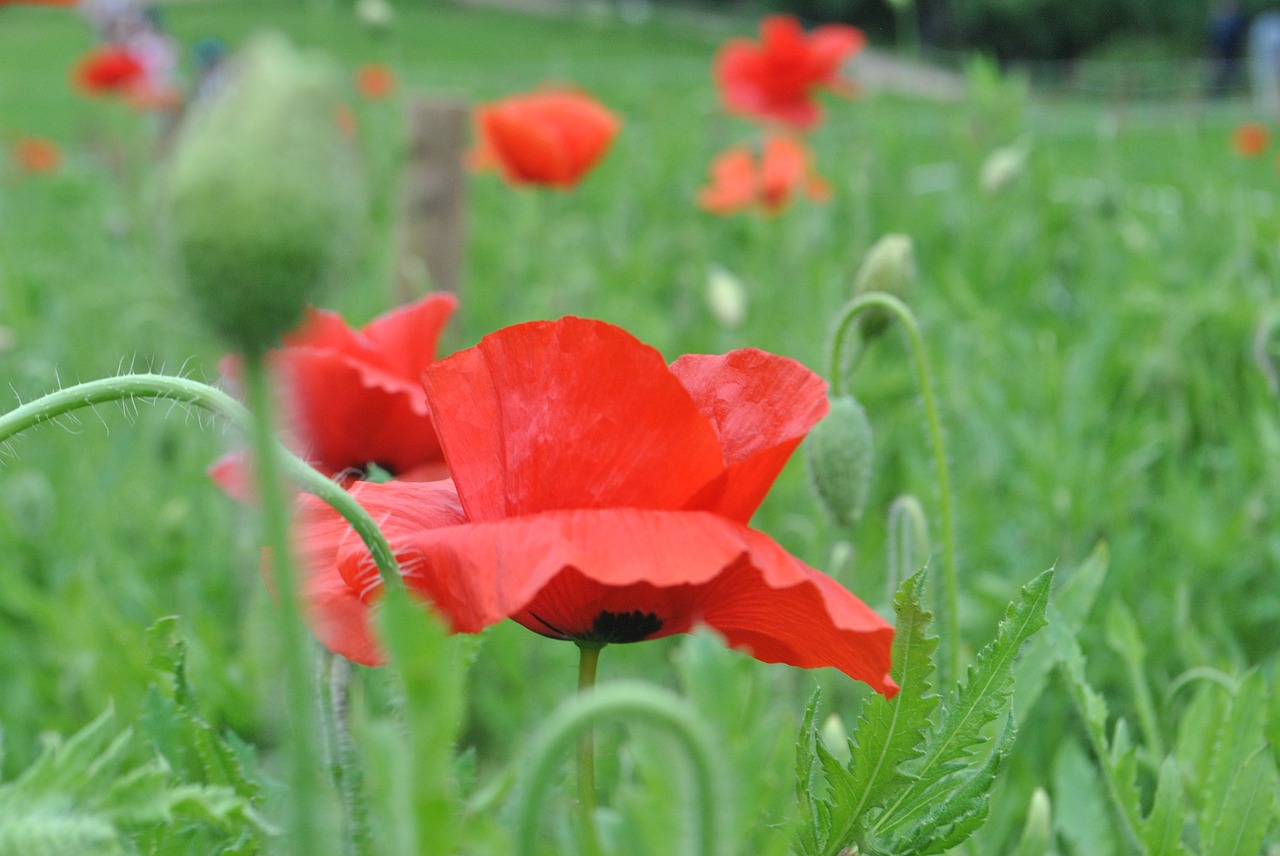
[1250,7,1280,114]
[1209,0,1249,96]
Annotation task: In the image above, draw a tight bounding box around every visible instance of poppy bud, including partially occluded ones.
[1015,788,1051,856]
[163,34,364,354]
[852,233,915,340]
[805,394,874,528]
[705,265,747,328]
[979,140,1029,196]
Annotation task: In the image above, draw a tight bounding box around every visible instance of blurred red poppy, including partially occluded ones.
[1232,122,1269,157]
[716,15,864,131]
[334,103,357,138]
[298,317,897,694]
[211,293,457,499]
[355,63,395,100]
[471,90,620,188]
[13,137,61,173]
[698,134,830,215]
[72,45,145,96]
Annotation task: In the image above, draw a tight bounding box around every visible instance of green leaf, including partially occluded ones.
[0,707,267,856]
[870,569,1053,843]
[1013,543,1107,721]
[1141,757,1188,856]
[1048,607,1144,852]
[1051,740,1117,856]
[1199,670,1279,856]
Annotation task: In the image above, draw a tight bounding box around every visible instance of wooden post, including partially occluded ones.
[395,96,469,301]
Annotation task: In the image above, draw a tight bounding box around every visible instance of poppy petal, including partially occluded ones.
[421,317,727,521]
[296,479,466,663]
[808,24,866,82]
[281,348,442,478]
[670,349,828,522]
[334,505,895,693]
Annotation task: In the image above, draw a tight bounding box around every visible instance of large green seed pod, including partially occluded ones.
[805,394,874,529]
[852,233,915,341]
[163,33,364,354]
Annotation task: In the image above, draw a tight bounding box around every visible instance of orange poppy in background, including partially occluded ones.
[295,317,897,695]
[13,137,61,173]
[355,63,396,99]
[698,134,830,215]
[471,89,620,188]
[716,15,865,131]
[1232,122,1269,157]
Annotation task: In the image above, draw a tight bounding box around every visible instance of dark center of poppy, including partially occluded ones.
[586,610,663,644]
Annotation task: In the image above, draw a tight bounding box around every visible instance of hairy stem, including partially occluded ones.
[242,356,333,855]
[515,681,727,856]
[0,373,401,588]
[830,293,961,684]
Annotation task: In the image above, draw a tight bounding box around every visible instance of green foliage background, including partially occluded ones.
[0,0,1277,852]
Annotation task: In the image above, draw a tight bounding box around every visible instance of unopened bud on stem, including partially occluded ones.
[852,233,915,340]
[163,33,364,354]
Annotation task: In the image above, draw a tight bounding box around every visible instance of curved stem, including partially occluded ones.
[515,681,727,856]
[0,373,401,589]
[575,643,605,856]
[242,356,331,855]
[829,293,961,684]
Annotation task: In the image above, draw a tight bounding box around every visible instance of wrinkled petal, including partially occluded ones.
[281,348,442,478]
[422,317,727,521]
[295,480,466,663]
[670,349,828,521]
[283,294,457,398]
[335,505,895,694]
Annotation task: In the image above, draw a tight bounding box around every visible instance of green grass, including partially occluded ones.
[1,1,1277,853]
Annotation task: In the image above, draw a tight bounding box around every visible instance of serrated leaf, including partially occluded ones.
[881,715,1017,855]
[1014,544,1107,720]
[1141,756,1188,856]
[832,571,939,848]
[1200,670,1279,856]
[795,571,939,856]
[867,569,1052,845]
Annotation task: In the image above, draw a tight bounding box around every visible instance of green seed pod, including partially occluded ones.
[852,233,915,340]
[805,394,874,528]
[163,33,364,354]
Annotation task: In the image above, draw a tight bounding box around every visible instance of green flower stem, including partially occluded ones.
[830,292,961,684]
[0,373,401,589]
[241,355,331,855]
[515,681,727,856]
[576,642,605,856]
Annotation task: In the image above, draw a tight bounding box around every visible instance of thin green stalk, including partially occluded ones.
[830,292,960,684]
[242,356,333,856]
[515,681,728,856]
[576,642,605,856]
[0,373,401,589]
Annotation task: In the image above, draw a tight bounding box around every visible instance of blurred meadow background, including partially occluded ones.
[1,0,1278,853]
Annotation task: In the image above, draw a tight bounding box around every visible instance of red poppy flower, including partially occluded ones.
[13,137,61,174]
[1232,122,1269,157]
[210,293,457,499]
[698,134,830,215]
[471,90,620,188]
[72,45,145,96]
[716,15,865,131]
[297,317,897,695]
[355,63,396,100]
